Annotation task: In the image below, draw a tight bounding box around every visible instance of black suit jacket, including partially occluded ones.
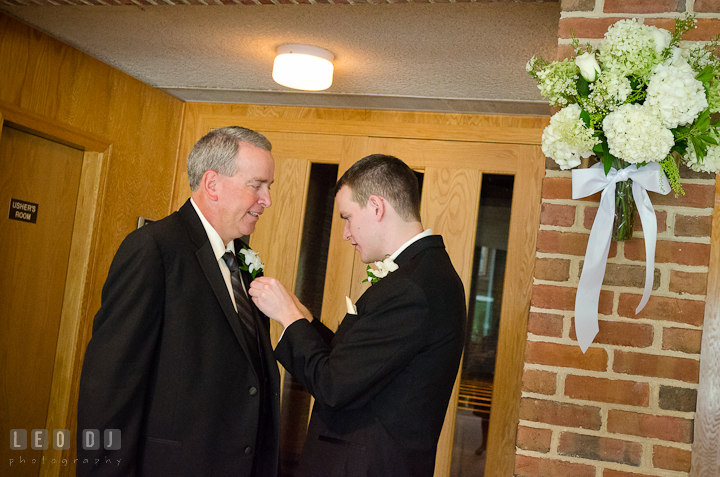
[77,199,280,476]
[275,235,466,477]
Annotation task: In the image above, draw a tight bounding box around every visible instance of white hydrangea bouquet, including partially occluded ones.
[527,15,720,352]
[528,15,720,238]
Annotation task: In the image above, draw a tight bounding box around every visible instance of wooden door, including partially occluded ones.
[0,125,84,476]
[250,132,544,476]
[350,138,543,476]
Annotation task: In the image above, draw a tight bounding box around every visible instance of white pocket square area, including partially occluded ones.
[345,296,357,315]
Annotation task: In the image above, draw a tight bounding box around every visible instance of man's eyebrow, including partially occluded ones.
[248,177,273,184]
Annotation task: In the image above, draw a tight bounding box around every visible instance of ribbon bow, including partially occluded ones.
[571,162,670,353]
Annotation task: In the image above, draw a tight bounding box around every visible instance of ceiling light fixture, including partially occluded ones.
[272,44,334,91]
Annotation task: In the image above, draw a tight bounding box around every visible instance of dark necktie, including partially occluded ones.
[222,251,258,342]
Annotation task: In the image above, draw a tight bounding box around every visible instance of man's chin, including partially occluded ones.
[238,223,257,237]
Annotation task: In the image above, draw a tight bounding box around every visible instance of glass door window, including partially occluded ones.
[450,174,514,477]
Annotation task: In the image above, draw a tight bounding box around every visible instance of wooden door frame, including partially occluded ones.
[691,176,720,475]
[0,100,111,477]
[173,104,720,475]
[173,106,547,476]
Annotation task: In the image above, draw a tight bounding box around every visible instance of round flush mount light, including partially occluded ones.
[272,44,334,91]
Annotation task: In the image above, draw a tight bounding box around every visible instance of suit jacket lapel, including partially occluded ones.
[332,235,446,347]
[393,235,445,267]
[179,201,257,369]
[234,248,281,390]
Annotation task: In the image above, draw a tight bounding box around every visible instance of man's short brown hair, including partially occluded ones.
[334,154,421,222]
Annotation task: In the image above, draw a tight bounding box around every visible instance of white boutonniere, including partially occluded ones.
[238,248,264,279]
[362,256,398,285]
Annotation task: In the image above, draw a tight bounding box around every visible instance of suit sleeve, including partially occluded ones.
[274,278,429,412]
[310,317,335,345]
[77,229,165,476]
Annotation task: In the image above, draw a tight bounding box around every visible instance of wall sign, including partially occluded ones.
[8,199,38,224]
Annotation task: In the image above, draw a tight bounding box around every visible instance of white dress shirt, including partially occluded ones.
[190,198,245,312]
[389,229,433,262]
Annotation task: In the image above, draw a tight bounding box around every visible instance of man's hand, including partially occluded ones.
[249,277,309,328]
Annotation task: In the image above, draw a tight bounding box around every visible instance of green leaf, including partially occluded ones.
[577,76,590,97]
[671,141,688,155]
[695,109,711,131]
[699,134,718,145]
[673,125,691,138]
[692,136,707,161]
[593,142,604,153]
[696,65,714,83]
[580,109,591,128]
[603,156,613,175]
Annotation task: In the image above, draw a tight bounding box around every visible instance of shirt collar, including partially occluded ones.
[190,198,235,261]
[389,229,432,262]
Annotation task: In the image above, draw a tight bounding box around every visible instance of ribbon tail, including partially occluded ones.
[575,183,616,353]
[632,182,657,314]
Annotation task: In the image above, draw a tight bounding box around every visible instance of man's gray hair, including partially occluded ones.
[187,126,272,192]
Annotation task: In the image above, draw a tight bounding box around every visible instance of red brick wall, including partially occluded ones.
[517,2,719,476]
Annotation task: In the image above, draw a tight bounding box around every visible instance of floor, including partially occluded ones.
[450,409,488,477]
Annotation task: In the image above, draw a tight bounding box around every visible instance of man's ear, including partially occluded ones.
[201,170,221,202]
[368,195,385,221]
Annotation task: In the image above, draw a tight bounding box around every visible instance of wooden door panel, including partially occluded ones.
[420,167,481,285]
[483,146,545,476]
[249,156,310,346]
[319,136,368,332]
[420,167,482,477]
[0,126,83,477]
[250,131,350,344]
[364,137,520,172]
[216,128,542,477]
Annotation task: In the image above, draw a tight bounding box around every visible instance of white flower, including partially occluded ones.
[649,26,672,53]
[602,103,674,163]
[598,19,662,78]
[541,104,599,170]
[373,257,398,278]
[645,57,708,129]
[364,256,398,284]
[238,248,264,276]
[535,59,579,107]
[686,137,720,173]
[526,56,536,73]
[584,70,632,114]
[681,43,720,71]
[576,52,601,82]
[667,46,684,66]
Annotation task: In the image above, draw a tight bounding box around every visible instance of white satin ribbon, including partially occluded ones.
[571,162,670,353]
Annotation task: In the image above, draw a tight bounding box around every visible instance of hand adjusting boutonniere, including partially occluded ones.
[362,256,398,285]
[238,248,264,279]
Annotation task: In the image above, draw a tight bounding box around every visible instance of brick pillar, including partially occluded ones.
[516,2,719,476]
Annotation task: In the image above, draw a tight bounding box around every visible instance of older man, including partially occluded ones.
[77,127,280,476]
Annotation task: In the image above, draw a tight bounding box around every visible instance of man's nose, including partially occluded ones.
[259,188,272,208]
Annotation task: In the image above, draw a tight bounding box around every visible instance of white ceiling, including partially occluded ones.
[0,3,560,115]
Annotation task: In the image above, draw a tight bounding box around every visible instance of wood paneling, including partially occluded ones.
[0,126,83,477]
[250,156,309,346]
[171,103,548,212]
[484,144,545,476]
[1,13,183,476]
[322,136,370,332]
[420,167,482,477]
